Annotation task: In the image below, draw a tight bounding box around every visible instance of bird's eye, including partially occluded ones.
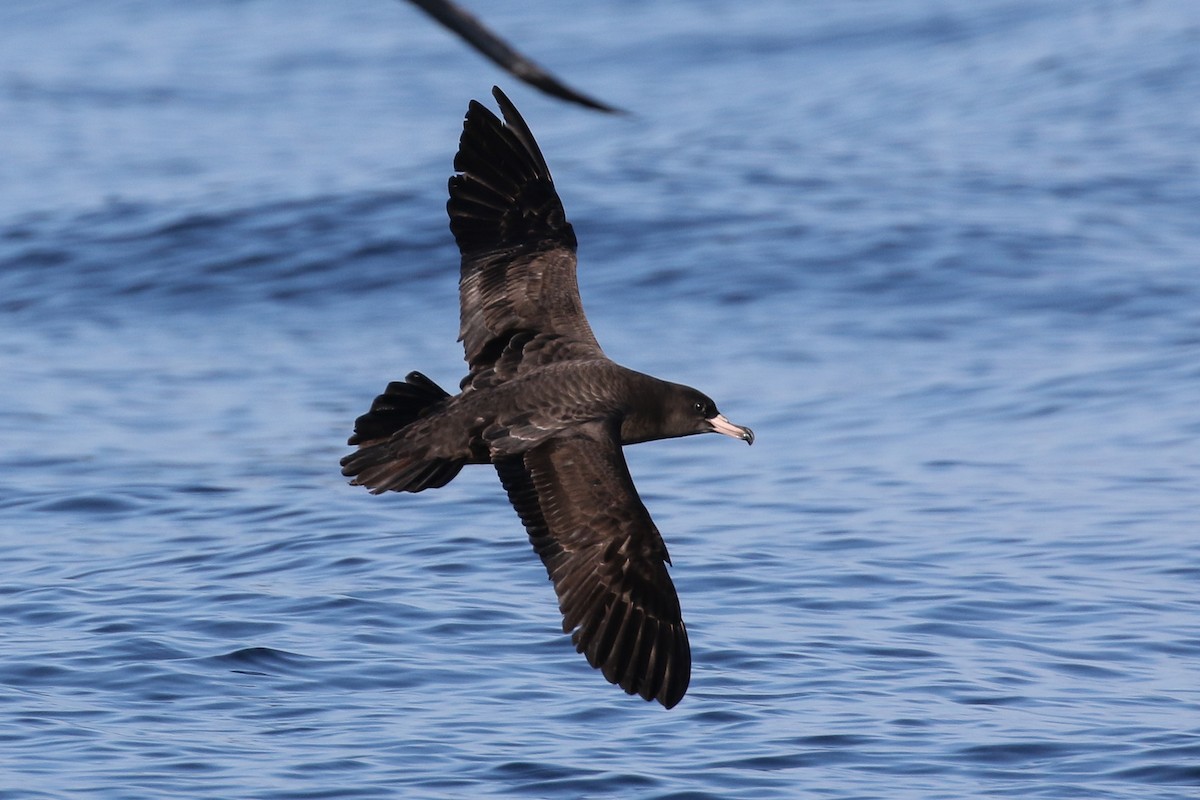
[693,401,705,414]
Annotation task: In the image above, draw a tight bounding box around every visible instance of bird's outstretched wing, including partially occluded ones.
[449,87,604,385]
[493,421,691,708]
[407,0,622,114]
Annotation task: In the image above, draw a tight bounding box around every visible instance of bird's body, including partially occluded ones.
[342,88,752,709]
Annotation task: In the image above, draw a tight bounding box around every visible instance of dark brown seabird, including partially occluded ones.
[340,87,753,709]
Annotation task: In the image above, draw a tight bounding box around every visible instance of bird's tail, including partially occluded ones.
[341,371,465,493]
[347,371,450,446]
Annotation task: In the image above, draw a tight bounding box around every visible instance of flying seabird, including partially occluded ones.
[341,87,753,709]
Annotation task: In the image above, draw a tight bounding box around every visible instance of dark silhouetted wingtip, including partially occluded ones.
[406,0,624,114]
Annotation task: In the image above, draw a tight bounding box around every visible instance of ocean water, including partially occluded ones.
[3,1,1199,798]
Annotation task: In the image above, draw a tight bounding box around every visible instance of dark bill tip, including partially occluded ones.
[709,414,754,445]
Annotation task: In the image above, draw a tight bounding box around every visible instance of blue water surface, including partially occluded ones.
[2,1,1199,798]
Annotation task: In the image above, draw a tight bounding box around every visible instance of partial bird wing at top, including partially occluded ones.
[448,87,603,383]
[406,0,622,114]
[493,421,691,708]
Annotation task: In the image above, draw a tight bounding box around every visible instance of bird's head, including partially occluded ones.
[623,383,754,446]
